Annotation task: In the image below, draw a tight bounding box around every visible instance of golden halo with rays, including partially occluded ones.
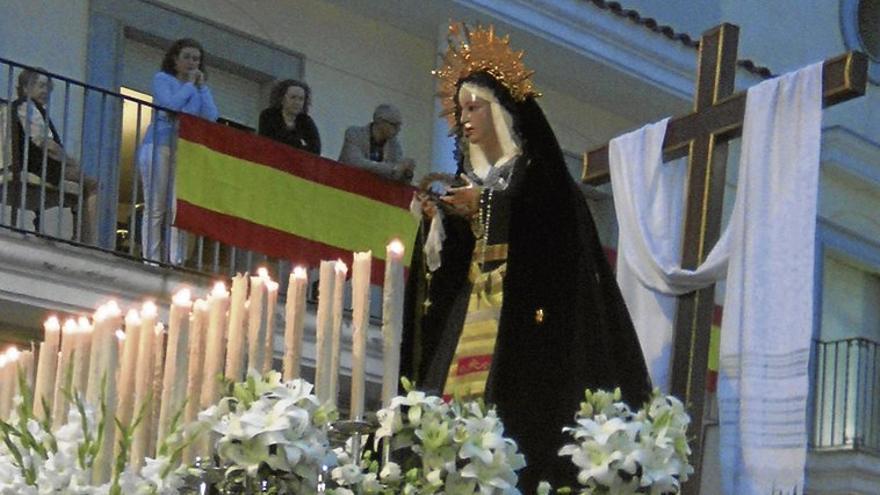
[432,22,541,132]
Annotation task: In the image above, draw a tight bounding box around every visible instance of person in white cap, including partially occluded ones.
[338,103,415,182]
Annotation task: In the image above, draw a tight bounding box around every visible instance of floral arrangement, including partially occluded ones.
[333,378,525,494]
[0,376,189,495]
[197,370,338,494]
[550,388,693,495]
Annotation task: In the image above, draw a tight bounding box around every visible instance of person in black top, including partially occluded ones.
[258,79,321,155]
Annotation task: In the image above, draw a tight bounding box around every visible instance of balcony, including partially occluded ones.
[0,57,395,412]
[808,337,880,494]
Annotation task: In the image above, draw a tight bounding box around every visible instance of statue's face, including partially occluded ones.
[457,88,497,148]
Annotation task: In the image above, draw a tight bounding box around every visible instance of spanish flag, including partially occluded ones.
[174,115,419,282]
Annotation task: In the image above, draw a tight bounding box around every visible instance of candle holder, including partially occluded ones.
[329,417,375,459]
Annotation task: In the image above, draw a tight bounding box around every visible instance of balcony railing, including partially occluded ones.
[0,57,393,317]
[811,337,880,454]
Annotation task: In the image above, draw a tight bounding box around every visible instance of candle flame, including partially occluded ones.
[62,318,79,334]
[211,281,229,298]
[154,322,165,336]
[292,266,307,280]
[335,259,349,275]
[173,288,193,306]
[44,316,61,332]
[124,309,141,327]
[141,300,158,318]
[387,239,405,257]
[77,316,92,331]
[5,347,20,361]
[266,280,279,292]
[115,329,126,341]
[105,300,121,316]
[257,267,270,279]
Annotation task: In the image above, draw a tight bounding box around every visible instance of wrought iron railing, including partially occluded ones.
[811,337,880,453]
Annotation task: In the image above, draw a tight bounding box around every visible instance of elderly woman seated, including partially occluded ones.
[8,68,97,242]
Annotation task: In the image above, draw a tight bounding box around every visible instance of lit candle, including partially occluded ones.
[247,275,267,375]
[0,348,18,418]
[91,301,122,485]
[182,299,208,465]
[202,282,229,409]
[72,316,94,402]
[328,260,348,407]
[52,318,79,428]
[130,301,158,471]
[85,306,107,407]
[225,274,248,382]
[381,240,405,406]
[314,260,337,404]
[18,349,35,401]
[157,289,192,451]
[283,267,308,381]
[33,316,61,420]
[350,251,372,420]
[148,322,166,457]
[115,309,141,435]
[263,278,279,375]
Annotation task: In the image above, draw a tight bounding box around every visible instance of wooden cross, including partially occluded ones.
[581,23,867,494]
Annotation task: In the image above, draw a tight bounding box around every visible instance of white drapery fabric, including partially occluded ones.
[609,62,823,494]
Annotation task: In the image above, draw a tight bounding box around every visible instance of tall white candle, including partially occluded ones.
[19,349,35,400]
[85,307,107,407]
[381,240,405,406]
[182,299,208,465]
[115,310,141,435]
[262,275,279,375]
[283,267,308,381]
[33,316,61,420]
[247,275,267,375]
[225,274,248,382]
[314,260,337,404]
[52,318,79,428]
[0,349,17,419]
[91,302,122,485]
[350,251,372,420]
[328,260,348,407]
[130,301,158,471]
[202,282,230,408]
[148,323,166,457]
[157,289,192,452]
[71,316,93,403]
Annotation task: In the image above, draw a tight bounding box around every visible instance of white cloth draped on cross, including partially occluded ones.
[609,62,823,495]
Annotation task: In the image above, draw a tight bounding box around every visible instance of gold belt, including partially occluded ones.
[472,241,508,264]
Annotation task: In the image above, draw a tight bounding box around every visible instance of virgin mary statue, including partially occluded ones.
[403,23,653,491]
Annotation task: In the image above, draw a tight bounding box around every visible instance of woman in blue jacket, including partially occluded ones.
[138,37,218,264]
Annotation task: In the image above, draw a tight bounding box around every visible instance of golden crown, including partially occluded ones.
[433,22,540,130]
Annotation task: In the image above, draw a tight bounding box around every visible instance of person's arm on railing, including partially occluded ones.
[196,85,219,122]
[302,114,321,155]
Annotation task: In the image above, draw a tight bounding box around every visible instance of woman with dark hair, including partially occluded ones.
[407,24,652,491]
[137,37,219,264]
[258,79,321,155]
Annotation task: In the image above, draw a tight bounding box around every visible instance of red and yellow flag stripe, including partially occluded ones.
[175,115,419,282]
